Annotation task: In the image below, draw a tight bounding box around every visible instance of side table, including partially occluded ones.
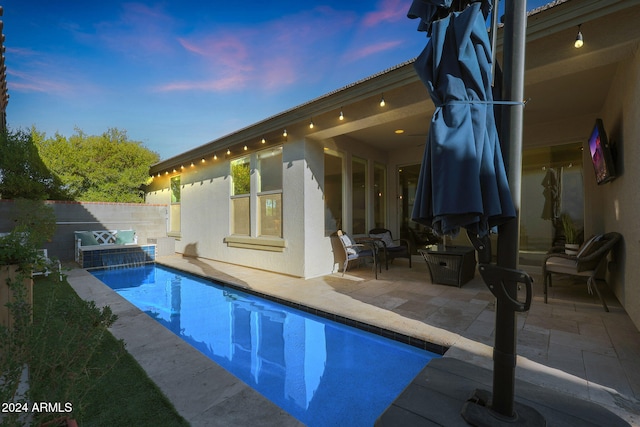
[418,246,476,287]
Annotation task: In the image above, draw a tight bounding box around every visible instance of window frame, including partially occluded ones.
[227,146,284,241]
[168,175,181,236]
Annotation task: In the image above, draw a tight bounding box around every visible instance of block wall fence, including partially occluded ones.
[0,200,168,262]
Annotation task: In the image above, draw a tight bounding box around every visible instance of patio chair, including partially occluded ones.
[543,232,621,312]
[368,228,411,270]
[32,249,63,282]
[335,230,378,279]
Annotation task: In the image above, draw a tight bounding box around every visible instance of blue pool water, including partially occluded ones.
[91,264,438,426]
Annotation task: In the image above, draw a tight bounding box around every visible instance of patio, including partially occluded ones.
[67,253,640,425]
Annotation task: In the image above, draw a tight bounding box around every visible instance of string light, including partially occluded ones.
[574,24,584,48]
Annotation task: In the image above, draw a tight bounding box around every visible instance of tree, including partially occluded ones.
[34,127,159,203]
[0,129,68,200]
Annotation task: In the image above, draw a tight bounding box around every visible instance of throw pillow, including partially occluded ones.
[339,234,359,255]
[370,232,398,248]
[76,231,99,246]
[576,234,603,258]
[116,230,136,245]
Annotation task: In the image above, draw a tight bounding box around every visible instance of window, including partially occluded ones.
[257,148,283,237]
[373,163,386,228]
[169,175,181,235]
[352,157,367,234]
[520,143,583,264]
[229,147,283,238]
[231,157,250,235]
[324,151,343,236]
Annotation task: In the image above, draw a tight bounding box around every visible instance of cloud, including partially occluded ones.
[6,48,88,96]
[155,74,249,92]
[81,3,179,59]
[343,40,403,62]
[362,0,407,27]
[155,6,355,94]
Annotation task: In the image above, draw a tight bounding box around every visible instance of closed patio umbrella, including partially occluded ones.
[408,1,544,425]
[408,0,515,237]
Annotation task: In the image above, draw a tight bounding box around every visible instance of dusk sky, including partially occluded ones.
[4,0,549,160]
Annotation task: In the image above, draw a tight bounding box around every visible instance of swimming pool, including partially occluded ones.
[91,264,439,426]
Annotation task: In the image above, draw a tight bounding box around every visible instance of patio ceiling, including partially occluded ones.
[340,1,640,153]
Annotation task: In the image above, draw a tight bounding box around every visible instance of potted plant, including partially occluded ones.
[561,213,580,255]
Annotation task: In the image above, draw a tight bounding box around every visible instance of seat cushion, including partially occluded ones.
[546,256,591,276]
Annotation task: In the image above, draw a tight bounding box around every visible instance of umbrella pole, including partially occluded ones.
[462,1,546,425]
[493,0,527,418]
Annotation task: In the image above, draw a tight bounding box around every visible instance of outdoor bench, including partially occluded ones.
[74,229,156,269]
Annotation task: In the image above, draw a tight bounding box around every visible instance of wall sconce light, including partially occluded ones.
[243,145,248,151]
[157,172,161,178]
[574,24,584,48]
[339,109,344,120]
[181,165,185,170]
[190,162,194,167]
[201,158,205,164]
[283,129,288,137]
[227,148,231,155]
[173,168,177,173]
[213,153,218,160]
[309,118,314,129]
[379,94,386,107]
[165,171,169,175]
[261,137,266,144]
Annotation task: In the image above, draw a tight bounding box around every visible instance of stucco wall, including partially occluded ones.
[586,46,640,328]
[0,200,168,262]
[145,135,401,278]
[146,139,314,277]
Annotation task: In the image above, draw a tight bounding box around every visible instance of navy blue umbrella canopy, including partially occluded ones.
[408,0,515,238]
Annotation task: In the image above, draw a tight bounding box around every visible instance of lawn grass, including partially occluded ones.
[30,275,190,426]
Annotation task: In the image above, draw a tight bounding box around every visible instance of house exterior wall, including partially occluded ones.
[146,137,328,278]
[145,133,408,279]
[586,46,640,329]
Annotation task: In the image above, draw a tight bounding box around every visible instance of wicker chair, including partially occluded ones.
[368,228,411,270]
[335,230,378,279]
[543,232,621,312]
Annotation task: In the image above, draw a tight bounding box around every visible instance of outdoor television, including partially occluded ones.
[588,119,617,185]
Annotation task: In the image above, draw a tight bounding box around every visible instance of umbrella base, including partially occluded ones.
[461,389,546,427]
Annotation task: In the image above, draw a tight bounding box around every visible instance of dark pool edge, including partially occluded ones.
[151,261,449,356]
